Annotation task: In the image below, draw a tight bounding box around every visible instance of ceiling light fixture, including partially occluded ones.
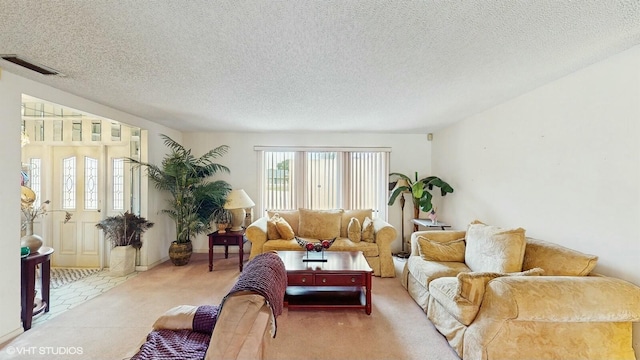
[1,54,62,76]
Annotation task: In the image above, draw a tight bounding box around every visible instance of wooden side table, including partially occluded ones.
[208,230,245,272]
[21,246,54,331]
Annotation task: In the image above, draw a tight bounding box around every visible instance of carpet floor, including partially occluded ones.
[1,253,460,360]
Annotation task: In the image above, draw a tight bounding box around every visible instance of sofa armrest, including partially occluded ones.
[409,230,467,257]
[205,293,271,360]
[372,218,397,278]
[372,218,396,247]
[245,217,268,259]
[480,276,640,323]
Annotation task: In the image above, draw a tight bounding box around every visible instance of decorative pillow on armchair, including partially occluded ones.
[464,221,526,273]
[456,268,544,305]
[417,236,465,262]
[298,209,343,239]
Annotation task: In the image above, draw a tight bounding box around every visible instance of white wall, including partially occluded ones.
[0,69,24,344]
[432,44,640,353]
[0,69,180,343]
[0,70,433,342]
[183,131,432,254]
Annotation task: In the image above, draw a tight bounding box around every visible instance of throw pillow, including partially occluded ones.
[275,217,295,240]
[266,214,282,240]
[361,217,375,243]
[267,210,300,235]
[464,221,527,273]
[456,268,544,305]
[153,305,198,330]
[298,209,343,239]
[347,217,362,242]
[417,236,465,262]
[340,209,372,238]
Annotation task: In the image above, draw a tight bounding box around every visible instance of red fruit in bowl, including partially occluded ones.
[322,240,330,248]
[305,243,314,251]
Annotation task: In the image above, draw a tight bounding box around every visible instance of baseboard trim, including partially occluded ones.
[193,249,247,254]
[135,256,168,272]
[0,326,24,346]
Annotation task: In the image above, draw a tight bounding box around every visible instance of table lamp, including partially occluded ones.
[224,189,255,232]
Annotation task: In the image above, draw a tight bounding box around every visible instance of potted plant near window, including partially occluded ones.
[388,172,454,219]
[129,135,231,266]
[96,211,154,276]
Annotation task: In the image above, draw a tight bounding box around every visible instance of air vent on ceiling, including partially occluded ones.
[1,54,61,75]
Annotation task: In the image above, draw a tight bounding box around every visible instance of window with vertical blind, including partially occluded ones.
[256,147,390,220]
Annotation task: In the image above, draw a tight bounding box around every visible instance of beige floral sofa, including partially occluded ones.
[246,209,397,277]
[402,221,640,360]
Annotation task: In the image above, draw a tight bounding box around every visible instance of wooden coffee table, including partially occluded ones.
[276,250,373,315]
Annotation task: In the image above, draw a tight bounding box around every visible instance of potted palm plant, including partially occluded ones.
[129,135,231,265]
[96,211,154,276]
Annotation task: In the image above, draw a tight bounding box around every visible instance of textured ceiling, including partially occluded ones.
[1,1,639,133]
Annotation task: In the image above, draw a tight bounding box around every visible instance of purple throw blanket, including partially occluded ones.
[130,305,218,360]
[221,252,287,336]
[130,253,286,359]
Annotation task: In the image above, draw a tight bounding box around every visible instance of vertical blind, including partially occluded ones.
[257,147,390,220]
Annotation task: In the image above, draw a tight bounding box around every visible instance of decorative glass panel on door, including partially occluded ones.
[29,158,42,207]
[62,157,76,209]
[85,157,98,210]
[112,158,124,210]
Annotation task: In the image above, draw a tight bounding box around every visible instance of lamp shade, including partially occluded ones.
[394,178,411,193]
[224,189,255,210]
[224,189,255,232]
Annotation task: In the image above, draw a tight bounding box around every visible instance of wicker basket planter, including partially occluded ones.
[168,241,193,266]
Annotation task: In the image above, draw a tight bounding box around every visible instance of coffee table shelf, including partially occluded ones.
[285,286,366,308]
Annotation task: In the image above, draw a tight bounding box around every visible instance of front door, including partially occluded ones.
[51,146,103,267]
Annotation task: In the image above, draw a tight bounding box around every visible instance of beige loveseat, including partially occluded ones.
[246,209,397,277]
[403,221,640,360]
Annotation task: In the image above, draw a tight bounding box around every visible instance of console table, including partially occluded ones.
[412,218,451,232]
[208,230,245,272]
[21,246,54,330]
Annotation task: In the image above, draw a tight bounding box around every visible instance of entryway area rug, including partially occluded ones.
[50,267,101,289]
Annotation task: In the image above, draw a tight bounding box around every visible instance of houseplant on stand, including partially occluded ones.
[388,172,454,218]
[388,173,454,257]
[96,211,154,276]
[129,135,231,266]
